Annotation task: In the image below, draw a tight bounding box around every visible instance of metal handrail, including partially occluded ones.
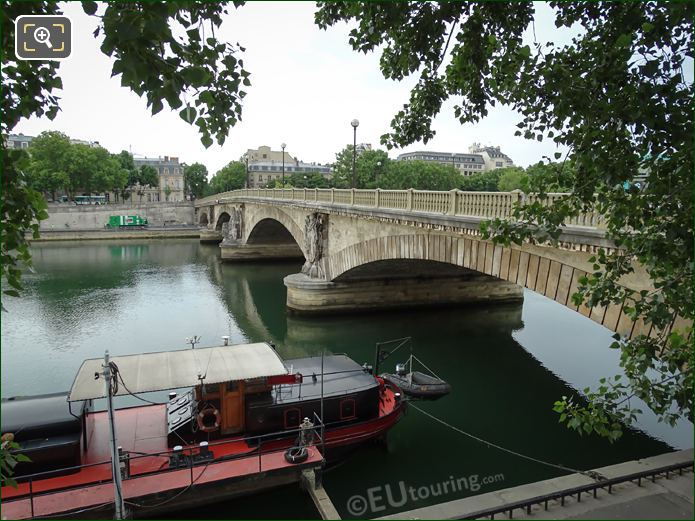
[458,460,694,520]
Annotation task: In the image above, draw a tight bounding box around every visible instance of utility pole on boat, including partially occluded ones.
[103,351,126,519]
[320,349,325,456]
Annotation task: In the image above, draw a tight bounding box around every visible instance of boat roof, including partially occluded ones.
[272,355,378,403]
[68,343,288,402]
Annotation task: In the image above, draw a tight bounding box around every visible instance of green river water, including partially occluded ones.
[1,239,691,519]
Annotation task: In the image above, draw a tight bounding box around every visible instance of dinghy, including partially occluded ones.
[374,337,451,400]
[381,369,451,400]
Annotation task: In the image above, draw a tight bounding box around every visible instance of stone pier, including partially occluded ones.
[284,271,522,315]
[220,242,303,261]
[199,229,223,242]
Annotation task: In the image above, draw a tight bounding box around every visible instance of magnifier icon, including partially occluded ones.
[33,26,52,48]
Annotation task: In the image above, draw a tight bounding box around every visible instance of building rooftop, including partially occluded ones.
[134,156,180,164]
[397,151,485,164]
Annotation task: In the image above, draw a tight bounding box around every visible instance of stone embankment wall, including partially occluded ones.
[41,202,195,230]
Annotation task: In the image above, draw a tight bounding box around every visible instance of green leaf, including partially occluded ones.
[179,106,197,124]
[151,98,163,115]
[182,67,211,87]
[82,0,98,15]
[615,33,632,48]
[201,135,213,148]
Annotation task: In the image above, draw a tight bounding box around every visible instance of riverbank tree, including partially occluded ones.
[207,161,246,195]
[184,163,209,198]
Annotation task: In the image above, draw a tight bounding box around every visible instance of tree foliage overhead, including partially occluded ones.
[316,1,693,438]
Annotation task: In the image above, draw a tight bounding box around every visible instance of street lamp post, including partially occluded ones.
[376,160,382,187]
[244,153,249,189]
[281,143,287,187]
[351,119,359,188]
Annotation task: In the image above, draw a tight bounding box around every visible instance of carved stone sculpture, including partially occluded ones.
[221,206,244,245]
[301,212,328,279]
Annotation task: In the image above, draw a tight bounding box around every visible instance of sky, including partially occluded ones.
[14,2,577,176]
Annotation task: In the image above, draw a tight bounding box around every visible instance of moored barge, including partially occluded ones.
[1,342,405,519]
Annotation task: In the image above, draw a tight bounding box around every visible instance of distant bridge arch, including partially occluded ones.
[215,212,231,231]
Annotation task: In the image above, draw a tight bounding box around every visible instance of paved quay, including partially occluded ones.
[377,449,693,520]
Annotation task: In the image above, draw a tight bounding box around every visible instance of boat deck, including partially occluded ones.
[3,404,256,501]
[2,446,323,519]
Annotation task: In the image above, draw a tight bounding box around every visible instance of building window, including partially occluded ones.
[21,142,28,149]
[495,162,503,167]
[262,153,267,159]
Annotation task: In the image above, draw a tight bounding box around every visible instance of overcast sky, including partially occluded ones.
[14,2,578,175]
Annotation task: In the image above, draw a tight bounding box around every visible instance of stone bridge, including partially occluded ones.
[195,188,657,339]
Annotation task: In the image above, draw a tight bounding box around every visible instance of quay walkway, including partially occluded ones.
[376,449,693,520]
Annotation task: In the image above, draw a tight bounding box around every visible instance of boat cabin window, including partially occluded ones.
[226,381,239,393]
[284,408,301,429]
[340,398,356,420]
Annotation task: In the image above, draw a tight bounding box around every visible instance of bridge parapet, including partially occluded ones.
[196,188,605,229]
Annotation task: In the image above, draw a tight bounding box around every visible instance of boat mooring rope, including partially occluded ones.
[409,403,606,481]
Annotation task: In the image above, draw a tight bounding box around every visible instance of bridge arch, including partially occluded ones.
[243,205,307,257]
[215,212,230,231]
[325,233,631,334]
[247,218,300,246]
[333,258,474,282]
[328,234,474,281]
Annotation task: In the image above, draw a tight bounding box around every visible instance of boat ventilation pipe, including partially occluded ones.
[199,441,209,457]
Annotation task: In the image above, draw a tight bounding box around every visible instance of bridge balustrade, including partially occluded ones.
[197,189,604,229]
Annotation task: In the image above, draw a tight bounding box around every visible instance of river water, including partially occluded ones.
[1,240,691,518]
